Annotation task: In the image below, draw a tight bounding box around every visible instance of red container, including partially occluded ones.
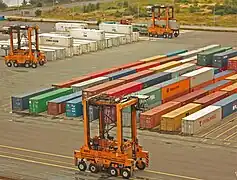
[193,91,228,108]
[119,61,145,70]
[196,66,203,69]
[139,101,181,129]
[172,89,208,106]
[47,102,66,115]
[158,55,182,65]
[228,57,237,71]
[82,79,125,99]
[130,61,161,72]
[104,82,143,97]
[88,67,120,78]
[119,70,154,83]
[52,75,91,88]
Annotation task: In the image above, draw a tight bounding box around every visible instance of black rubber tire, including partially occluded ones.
[24,63,30,68]
[108,167,118,177]
[78,161,87,171]
[136,161,146,170]
[6,61,12,67]
[168,33,173,39]
[13,62,18,67]
[32,63,37,68]
[174,31,179,37]
[121,168,131,179]
[39,61,45,66]
[89,163,99,173]
[163,33,168,38]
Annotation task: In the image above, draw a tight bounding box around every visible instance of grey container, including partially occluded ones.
[212,49,237,68]
[122,110,141,127]
[164,63,196,78]
[11,87,55,111]
[89,105,99,121]
[213,93,237,118]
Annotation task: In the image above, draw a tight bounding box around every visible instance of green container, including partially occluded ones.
[124,86,162,113]
[29,88,73,114]
[197,47,232,66]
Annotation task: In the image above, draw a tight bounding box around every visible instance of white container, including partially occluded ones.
[105,35,120,46]
[198,44,221,51]
[125,34,132,43]
[39,33,73,47]
[48,31,70,36]
[182,105,222,135]
[71,77,109,92]
[74,39,97,52]
[164,63,196,78]
[178,49,201,59]
[181,67,214,88]
[105,38,113,48]
[40,45,66,60]
[105,33,126,45]
[73,42,90,54]
[69,28,105,41]
[179,56,197,64]
[99,23,133,34]
[65,47,74,57]
[55,22,88,32]
[132,32,139,42]
[97,40,106,50]
[73,43,83,55]
[40,49,57,61]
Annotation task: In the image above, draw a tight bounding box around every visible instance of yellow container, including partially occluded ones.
[149,61,182,73]
[225,74,237,83]
[139,55,167,63]
[161,103,202,132]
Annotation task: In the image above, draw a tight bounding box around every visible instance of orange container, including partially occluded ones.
[221,82,237,95]
[161,77,190,103]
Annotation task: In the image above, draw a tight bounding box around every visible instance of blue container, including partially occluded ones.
[213,93,237,118]
[213,49,237,68]
[0,16,6,21]
[166,49,188,57]
[203,80,231,92]
[105,69,136,80]
[11,87,55,111]
[66,97,83,117]
[214,70,234,80]
[136,72,172,88]
[49,91,82,104]
[213,67,220,74]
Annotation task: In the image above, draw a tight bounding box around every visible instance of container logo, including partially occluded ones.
[232,104,237,111]
[199,114,216,126]
[83,32,88,37]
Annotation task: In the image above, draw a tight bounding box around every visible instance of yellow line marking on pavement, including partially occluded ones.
[0,144,204,180]
[215,125,237,139]
[0,144,73,159]
[0,150,72,166]
[200,121,233,138]
[145,170,204,180]
[224,132,237,141]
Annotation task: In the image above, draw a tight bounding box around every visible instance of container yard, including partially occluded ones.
[1,19,237,180]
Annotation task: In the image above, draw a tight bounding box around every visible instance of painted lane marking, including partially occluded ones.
[224,132,237,141]
[215,125,237,139]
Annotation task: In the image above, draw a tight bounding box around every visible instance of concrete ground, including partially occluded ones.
[0,23,237,179]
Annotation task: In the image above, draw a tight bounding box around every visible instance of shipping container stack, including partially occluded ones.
[10,44,237,136]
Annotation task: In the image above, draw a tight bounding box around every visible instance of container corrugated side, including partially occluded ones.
[82,79,125,99]
[178,49,202,59]
[203,80,233,94]
[136,72,172,89]
[212,49,237,68]
[225,73,237,82]
[71,76,109,92]
[158,56,182,65]
[227,57,237,71]
[66,97,83,117]
[179,56,197,64]
[213,70,235,82]
[181,67,214,89]
[130,61,161,72]
[193,91,228,108]
[140,101,181,129]
[160,76,190,103]
[161,103,202,132]
[212,93,237,118]
[52,75,91,88]
[11,87,55,111]
[172,89,208,106]
[166,49,188,57]
[198,44,221,51]
[104,82,143,97]
[29,88,73,114]
[150,61,182,73]
[182,106,222,135]
[221,82,237,95]
[118,61,144,70]
[164,63,196,78]
[119,70,154,83]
